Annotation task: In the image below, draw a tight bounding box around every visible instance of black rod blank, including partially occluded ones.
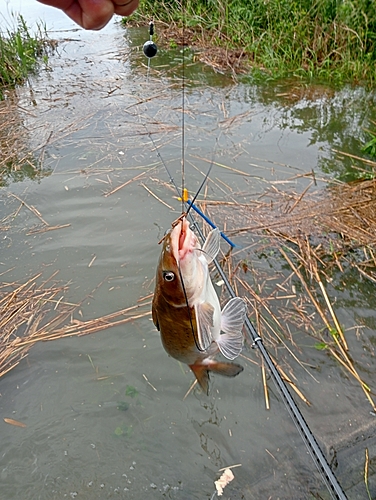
[192,220,347,500]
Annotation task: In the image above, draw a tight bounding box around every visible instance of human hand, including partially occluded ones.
[37,0,139,30]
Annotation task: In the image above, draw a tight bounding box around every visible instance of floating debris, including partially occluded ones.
[214,468,234,497]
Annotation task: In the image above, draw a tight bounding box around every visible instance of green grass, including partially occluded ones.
[362,128,376,158]
[127,0,376,85]
[0,15,51,91]
[0,16,53,183]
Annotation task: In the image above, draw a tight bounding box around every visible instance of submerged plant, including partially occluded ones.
[125,385,139,398]
[114,424,133,437]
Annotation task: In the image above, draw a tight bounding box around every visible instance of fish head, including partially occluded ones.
[155,217,203,307]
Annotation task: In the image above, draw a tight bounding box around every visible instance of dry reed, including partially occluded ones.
[195,165,376,411]
[0,272,151,380]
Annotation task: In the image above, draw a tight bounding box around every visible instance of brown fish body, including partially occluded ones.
[153,255,218,365]
[152,217,246,393]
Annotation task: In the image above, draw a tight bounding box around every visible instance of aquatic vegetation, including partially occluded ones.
[0,15,52,93]
[114,424,133,437]
[129,0,376,84]
[114,387,142,437]
[125,385,139,398]
[117,401,130,411]
[362,126,376,159]
[0,95,53,187]
[0,17,56,185]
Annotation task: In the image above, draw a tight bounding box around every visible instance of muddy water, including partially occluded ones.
[0,3,376,499]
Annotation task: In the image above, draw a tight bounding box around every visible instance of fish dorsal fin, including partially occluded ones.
[195,301,215,351]
[217,297,247,360]
[201,228,220,264]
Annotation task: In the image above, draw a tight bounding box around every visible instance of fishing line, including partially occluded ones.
[141,25,234,246]
[140,18,347,500]
[141,19,204,354]
[185,163,213,216]
[181,0,186,216]
[143,21,157,78]
[177,264,205,353]
[186,200,236,247]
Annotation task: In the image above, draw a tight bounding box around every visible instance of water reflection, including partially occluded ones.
[241,81,376,181]
[0,94,52,186]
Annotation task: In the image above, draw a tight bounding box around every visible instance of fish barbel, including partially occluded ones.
[152,216,247,393]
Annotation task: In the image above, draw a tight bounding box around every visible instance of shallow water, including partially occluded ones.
[0,3,376,499]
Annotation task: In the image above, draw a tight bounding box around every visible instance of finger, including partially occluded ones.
[74,0,115,30]
[113,0,139,16]
[37,0,138,30]
[38,0,114,30]
[38,0,113,30]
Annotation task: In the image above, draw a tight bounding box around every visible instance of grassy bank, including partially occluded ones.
[0,16,54,184]
[0,15,51,92]
[129,0,376,84]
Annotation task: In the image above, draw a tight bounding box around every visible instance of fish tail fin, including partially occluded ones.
[209,361,244,378]
[189,364,210,394]
[189,361,244,394]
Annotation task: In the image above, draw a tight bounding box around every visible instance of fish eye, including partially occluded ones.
[163,271,175,282]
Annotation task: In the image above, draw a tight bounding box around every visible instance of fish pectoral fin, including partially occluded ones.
[217,297,247,360]
[217,332,244,360]
[151,304,160,331]
[195,302,215,351]
[201,228,220,264]
[220,297,247,334]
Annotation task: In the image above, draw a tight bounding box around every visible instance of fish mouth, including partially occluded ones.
[179,223,187,252]
[178,218,192,260]
[169,217,192,262]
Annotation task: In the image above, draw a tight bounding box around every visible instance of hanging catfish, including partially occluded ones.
[152,216,247,394]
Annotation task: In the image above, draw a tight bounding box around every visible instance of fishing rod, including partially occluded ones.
[142,21,347,500]
[197,225,348,500]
